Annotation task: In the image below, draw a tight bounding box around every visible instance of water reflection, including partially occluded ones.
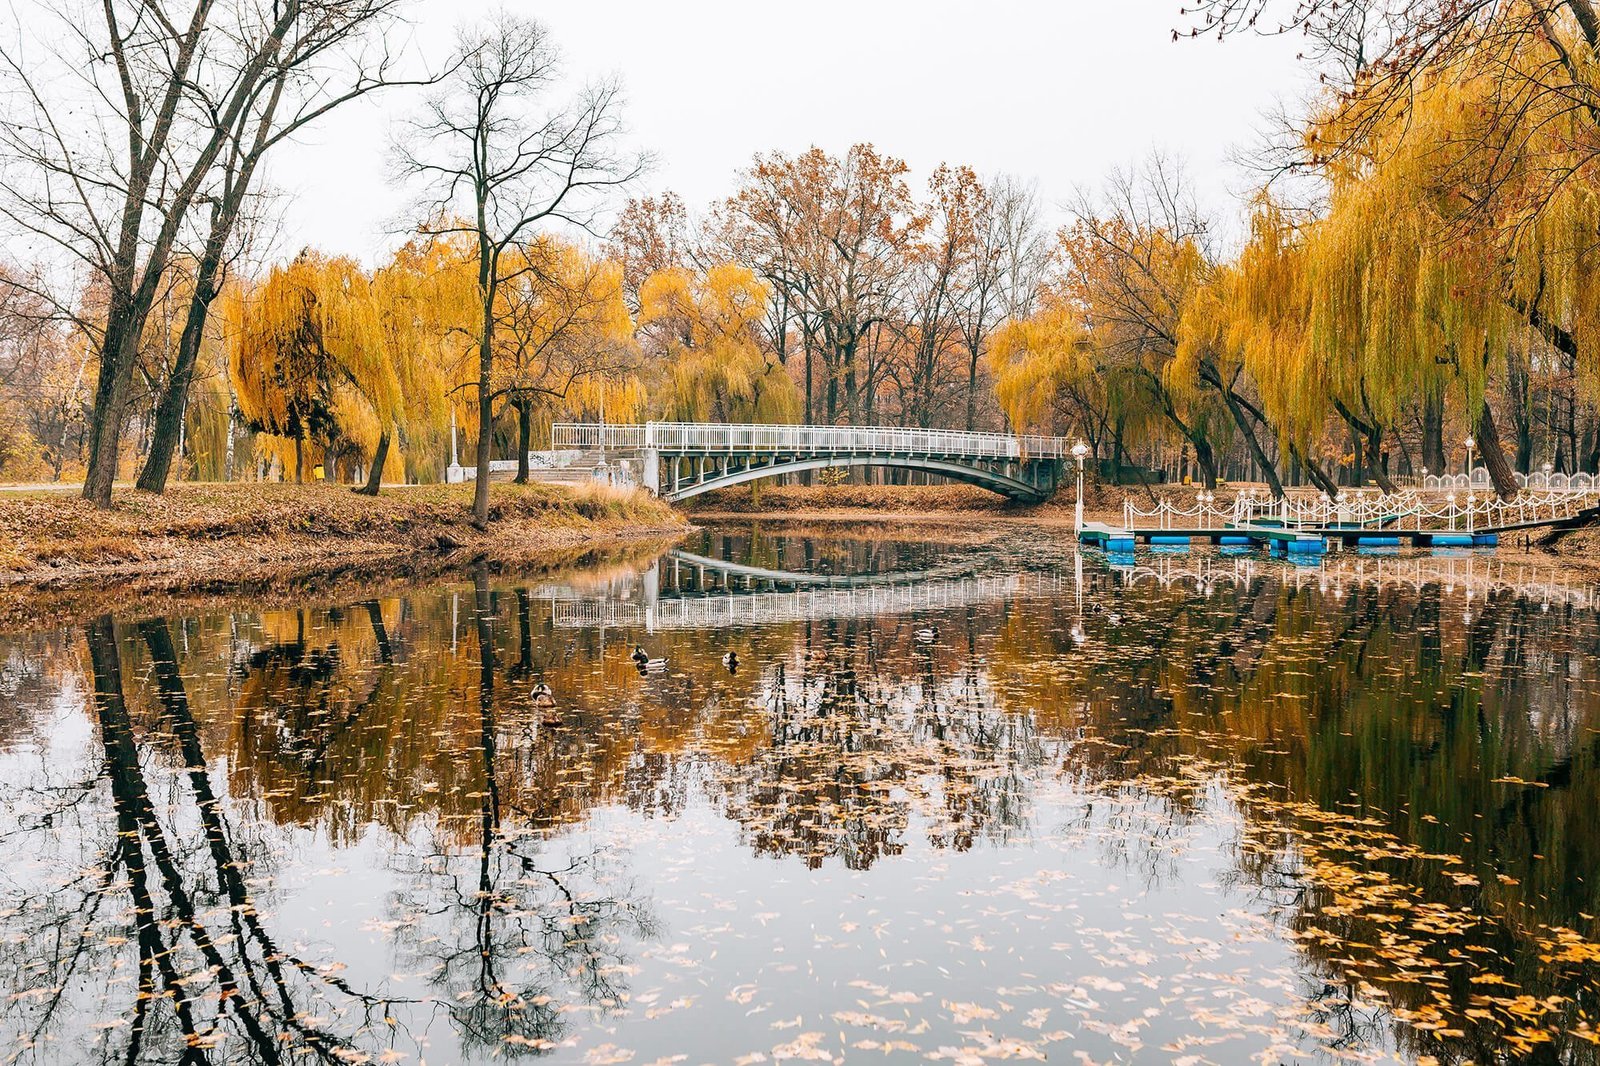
[0,530,1597,1063]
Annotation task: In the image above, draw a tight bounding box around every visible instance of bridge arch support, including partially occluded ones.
[655,452,1062,503]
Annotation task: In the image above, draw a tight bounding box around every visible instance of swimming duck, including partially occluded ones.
[637,655,668,675]
[915,626,940,644]
[722,651,739,673]
[531,682,555,707]
[631,644,649,666]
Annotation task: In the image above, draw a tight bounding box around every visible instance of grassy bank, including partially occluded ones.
[0,481,688,600]
[682,481,1149,523]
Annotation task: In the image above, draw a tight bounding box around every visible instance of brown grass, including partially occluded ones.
[0,481,688,606]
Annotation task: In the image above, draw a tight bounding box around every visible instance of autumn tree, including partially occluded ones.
[640,263,800,423]
[494,240,638,482]
[229,254,399,484]
[0,0,413,507]
[396,12,643,526]
[724,145,920,424]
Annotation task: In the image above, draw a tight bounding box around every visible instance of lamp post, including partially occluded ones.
[1071,440,1090,535]
[1464,436,1475,487]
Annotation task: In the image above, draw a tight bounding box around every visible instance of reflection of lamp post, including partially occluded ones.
[1072,440,1090,535]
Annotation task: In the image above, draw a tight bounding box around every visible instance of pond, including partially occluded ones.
[1,524,1597,1065]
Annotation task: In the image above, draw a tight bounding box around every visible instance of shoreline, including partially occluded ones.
[7,480,1600,629]
[0,482,689,630]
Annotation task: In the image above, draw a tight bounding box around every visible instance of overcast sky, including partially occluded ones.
[267,0,1314,263]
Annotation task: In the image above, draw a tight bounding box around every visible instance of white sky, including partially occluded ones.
[266,0,1316,263]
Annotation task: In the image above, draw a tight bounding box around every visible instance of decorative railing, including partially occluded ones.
[551,421,1070,459]
[1120,486,1600,534]
[1417,468,1598,493]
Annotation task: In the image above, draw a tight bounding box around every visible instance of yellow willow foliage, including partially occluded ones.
[1178,203,1325,449]
[1284,15,1599,425]
[1508,182,1600,397]
[495,239,642,423]
[989,298,1090,434]
[230,252,400,460]
[641,263,799,423]
[374,237,478,479]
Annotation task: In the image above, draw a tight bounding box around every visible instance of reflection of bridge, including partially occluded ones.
[551,422,1069,503]
[543,550,1066,631]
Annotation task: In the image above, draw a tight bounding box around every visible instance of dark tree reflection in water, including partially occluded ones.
[0,530,1598,1064]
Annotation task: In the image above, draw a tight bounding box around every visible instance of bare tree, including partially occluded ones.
[959,175,1047,431]
[0,0,414,508]
[133,0,427,494]
[395,11,643,527]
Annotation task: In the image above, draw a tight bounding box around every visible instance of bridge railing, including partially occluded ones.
[551,421,1069,459]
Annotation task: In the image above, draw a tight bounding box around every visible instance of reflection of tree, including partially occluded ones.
[721,615,1042,869]
[998,566,1600,1064]
[389,568,656,1056]
[0,616,401,1064]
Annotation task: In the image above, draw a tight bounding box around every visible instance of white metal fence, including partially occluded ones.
[1122,486,1600,534]
[551,421,1070,459]
[1419,469,1599,492]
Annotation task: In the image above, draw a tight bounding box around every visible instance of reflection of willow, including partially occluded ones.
[721,613,1043,870]
[997,567,1600,1063]
[0,616,401,1063]
[389,569,657,1056]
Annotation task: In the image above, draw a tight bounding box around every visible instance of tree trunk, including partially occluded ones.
[354,429,390,496]
[1474,401,1520,500]
[1192,437,1218,490]
[514,399,531,484]
[472,304,494,528]
[1291,442,1340,497]
[1216,385,1284,498]
[1422,392,1446,474]
[82,314,141,508]
[966,345,981,432]
[294,435,305,484]
[137,219,228,493]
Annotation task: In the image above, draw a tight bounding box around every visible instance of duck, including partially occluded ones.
[530,682,560,726]
[722,651,739,674]
[637,655,668,675]
[631,644,649,666]
[915,626,940,644]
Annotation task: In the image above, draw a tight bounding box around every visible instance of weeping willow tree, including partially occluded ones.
[1213,7,1600,498]
[641,264,800,424]
[373,236,474,487]
[493,238,640,482]
[229,252,400,485]
[992,292,1171,492]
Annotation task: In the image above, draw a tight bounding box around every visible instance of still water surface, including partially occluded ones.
[1,526,1597,1065]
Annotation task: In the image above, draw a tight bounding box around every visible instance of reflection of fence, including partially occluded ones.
[551,600,646,628]
[1109,551,1600,610]
[549,572,1066,631]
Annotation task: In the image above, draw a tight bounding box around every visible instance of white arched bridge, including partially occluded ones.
[551,422,1071,503]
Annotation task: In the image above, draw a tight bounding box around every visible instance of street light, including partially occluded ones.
[1071,440,1090,535]
[1464,436,1476,488]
